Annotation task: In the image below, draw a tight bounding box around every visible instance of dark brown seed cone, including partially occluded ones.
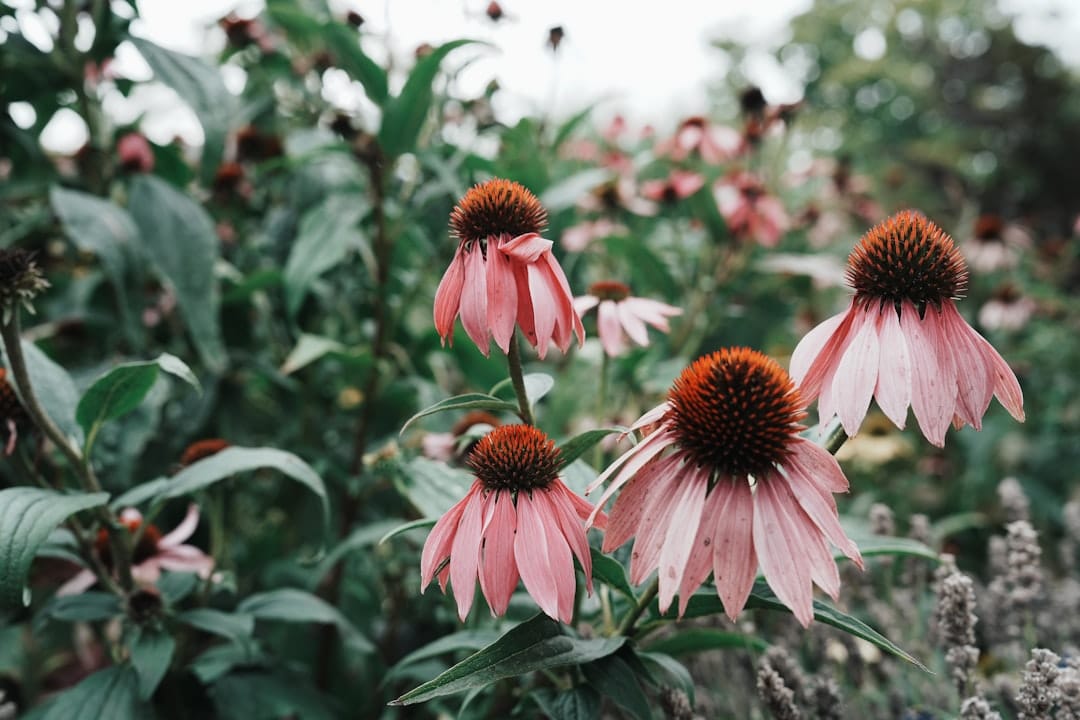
[468,425,562,492]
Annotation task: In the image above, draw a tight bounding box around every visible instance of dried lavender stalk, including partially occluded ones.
[935,570,980,695]
[1016,648,1061,720]
[758,655,803,720]
[960,695,1003,720]
[806,676,842,720]
[997,477,1031,524]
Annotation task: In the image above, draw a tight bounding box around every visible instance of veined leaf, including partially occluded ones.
[76,354,199,439]
[3,340,84,446]
[590,548,634,599]
[557,428,624,469]
[283,195,365,317]
[323,22,388,104]
[644,628,768,656]
[41,665,148,720]
[400,393,519,433]
[238,588,373,653]
[129,627,175,700]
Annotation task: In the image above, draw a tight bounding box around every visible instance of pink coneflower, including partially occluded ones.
[640,170,706,204]
[586,348,862,627]
[434,179,585,358]
[573,281,682,358]
[961,214,1031,273]
[979,284,1036,332]
[117,132,154,173]
[715,172,789,247]
[420,425,605,622]
[58,505,215,595]
[562,218,629,253]
[655,116,744,164]
[790,211,1025,447]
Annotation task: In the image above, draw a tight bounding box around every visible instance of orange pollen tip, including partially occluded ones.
[588,280,631,302]
[973,214,1005,241]
[95,522,162,565]
[449,178,547,244]
[467,424,561,492]
[666,347,805,477]
[846,210,968,308]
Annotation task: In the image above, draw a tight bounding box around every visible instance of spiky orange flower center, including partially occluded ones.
[468,424,562,492]
[588,280,631,302]
[667,348,805,477]
[450,179,547,244]
[846,210,968,309]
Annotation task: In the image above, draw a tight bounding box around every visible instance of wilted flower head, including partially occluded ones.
[58,505,214,595]
[574,281,682,357]
[640,170,705,204]
[420,425,605,622]
[655,116,743,164]
[116,132,154,173]
[791,211,1024,446]
[434,179,584,358]
[587,348,862,626]
[0,248,49,319]
[715,172,789,247]
[0,368,26,456]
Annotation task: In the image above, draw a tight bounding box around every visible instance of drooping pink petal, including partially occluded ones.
[940,301,993,429]
[709,478,758,622]
[448,484,487,620]
[546,481,594,593]
[433,244,466,343]
[57,569,98,596]
[563,481,607,529]
[156,547,215,577]
[874,305,912,428]
[573,295,600,316]
[478,490,518,616]
[753,479,816,627]
[501,232,553,263]
[781,456,863,569]
[540,251,585,350]
[603,473,655,552]
[597,300,626,357]
[616,301,650,346]
[514,492,563,621]
[899,301,954,447]
[513,265,537,347]
[790,303,855,398]
[973,333,1025,422]
[486,235,519,355]
[656,470,708,614]
[676,472,725,616]
[586,429,674,524]
[132,560,163,584]
[158,504,200,549]
[628,457,687,585]
[621,298,681,332]
[534,493,577,622]
[459,244,490,355]
[785,438,848,493]
[526,263,557,359]
[420,484,473,588]
[833,306,881,436]
[630,402,671,432]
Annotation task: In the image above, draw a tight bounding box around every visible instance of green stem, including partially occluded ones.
[617,577,659,636]
[507,334,535,426]
[821,417,849,456]
[592,352,609,468]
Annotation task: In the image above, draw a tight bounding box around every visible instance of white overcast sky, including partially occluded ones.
[10,0,1080,152]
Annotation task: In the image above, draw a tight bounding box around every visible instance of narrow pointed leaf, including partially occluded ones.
[557,428,625,469]
[400,393,518,433]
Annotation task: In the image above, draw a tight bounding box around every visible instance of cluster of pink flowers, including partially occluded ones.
[421,176,1024,628]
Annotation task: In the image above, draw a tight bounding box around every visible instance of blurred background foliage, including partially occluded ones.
[1,0,1079,717]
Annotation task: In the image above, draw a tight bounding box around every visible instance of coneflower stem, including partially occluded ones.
[617,577,659,636]
[507,334,535,426]
[0,312,134,592]
[821,418,848,456]
[593,352,609,468]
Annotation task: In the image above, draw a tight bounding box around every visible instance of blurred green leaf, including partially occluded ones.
[40,665,148,720]
[209,671,335,720]
[128,175,225,372]
[581,653,652,720]
[3,340,84,446]
[531,687,602,720]
[385,629,501,684]
[129,627,175,700]
[541,168,612,212]
[557,428,624,469]
[378,518,436,546]
[391,613,625,705]
[636,651,695,706]
[489,372,554,408]
[177,608,255,642]
[590,548,634,599]
[397,457,475,518]
[238,587,373,653]
[401,393,519,433]
[279,334,346,375]
[0,488,108,610]
[76,354,199,439]
[378,39,482,159]
[284,194,365,317]
[644,628,767,656]
[324,22,389,105]
[129,36,234,185]
[40,592,122,623]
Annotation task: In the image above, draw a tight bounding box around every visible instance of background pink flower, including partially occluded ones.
[574,281,682,357]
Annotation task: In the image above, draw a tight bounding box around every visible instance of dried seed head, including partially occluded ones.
[450,179,547,244]
[587,280,631,302]
[846,210,968,309]
[0,248,49,315]
[667,348,805,477]
[179,438,230,468]
[468,424,562,492]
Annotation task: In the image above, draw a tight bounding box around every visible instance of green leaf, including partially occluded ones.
[489,373,554,408]
[283,194,365,317]
[129,627,175,700]
[3,340,84,445]
[313,519,404,584]
[177,608,255,642]
[385,629,501,683]
[190,642,267,684]
[40,592,122,623]
[644,628,767,656]
[531,687,602,720]
[210,670,335,720]
[636,651,695,706]
[0,488,109,609]
[128,175,225,372]
[49,185,135,321]
[581,653,653,720]
[76,354,200,438]
[671,582,928,671]
[540,168,612,212]
[400,393,519,433]
[844,535,941,563]
[323,22,388,104]
[397,457,475,518]
[390,613,626,705]
[238,588,374,653]
[129,36,234,185]
[378,39,482,158]
[280,333,346,375]
[42,665,149,720]
[557,428,624,469]
[378,518,436,545]
[590,548,634,599]
[160,447,329,535]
